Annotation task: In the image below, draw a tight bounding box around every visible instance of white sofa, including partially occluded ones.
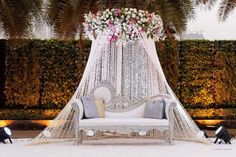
[72,85,176,145]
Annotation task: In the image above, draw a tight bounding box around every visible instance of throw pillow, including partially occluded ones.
[95,99,105,118]
[144,99,166,119]
[81,96,99,118]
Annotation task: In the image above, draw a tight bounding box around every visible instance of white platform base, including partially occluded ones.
[1,138,235,157]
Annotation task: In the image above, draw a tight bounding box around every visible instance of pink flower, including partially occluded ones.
[108,22,116,32]
[136,16,140,20]
[129,19,136,25]
[153,28,159,34]
[147,14,152,22]
[110,34,118,42]
[114,9,121,16]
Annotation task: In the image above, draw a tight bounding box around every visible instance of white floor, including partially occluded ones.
[0,138,235,157]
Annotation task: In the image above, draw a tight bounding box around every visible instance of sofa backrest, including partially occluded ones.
[104,102,146,118]
[91,83,172,118]
[91,84,145,118]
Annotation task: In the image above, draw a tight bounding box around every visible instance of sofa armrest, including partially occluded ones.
[164,99,176,145]
[165,99,176,120]
[165,99,176,122]
[71,99,84,120]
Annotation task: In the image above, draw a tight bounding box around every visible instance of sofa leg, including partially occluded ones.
[164,130,172,145]
[78,130,84,144]
[168,131,173,145]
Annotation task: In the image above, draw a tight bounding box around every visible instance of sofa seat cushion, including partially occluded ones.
[80,118,169,127]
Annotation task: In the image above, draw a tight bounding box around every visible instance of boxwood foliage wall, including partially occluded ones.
[0,39,90,119]
[4,40,41,108]
[0,40,235,120]
[0,40,6,108]
[156,41,179,97]
[179,40,236,119]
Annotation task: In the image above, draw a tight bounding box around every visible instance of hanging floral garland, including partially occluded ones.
[83,8,165,42]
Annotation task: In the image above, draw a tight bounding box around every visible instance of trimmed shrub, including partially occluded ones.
[0,39,235,120]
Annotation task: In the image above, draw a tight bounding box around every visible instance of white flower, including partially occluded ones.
[83,8,164,41]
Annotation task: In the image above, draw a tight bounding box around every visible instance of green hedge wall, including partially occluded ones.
[0,40,235,120]
[156,41,179,97]
[179,40,215,107]
[179,40,236,108]
[5,40,41,108]
[0,40,6,108]
[178,40,236,120]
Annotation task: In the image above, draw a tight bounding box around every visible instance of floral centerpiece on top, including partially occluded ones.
[83,8,164,42]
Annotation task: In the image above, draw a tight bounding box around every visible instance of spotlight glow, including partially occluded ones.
[215,126,223,135]
[4,127,11,136]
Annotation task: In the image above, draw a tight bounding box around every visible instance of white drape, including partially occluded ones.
[140,34,205,141]
[31,33,208,144]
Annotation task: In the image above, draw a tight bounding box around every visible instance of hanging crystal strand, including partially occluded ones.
[106,43,110,81]
[154,66,160,94]
[127,44,132,100]
[135,42,140,98]
[138,49,143,98]
[133,43,138,101]
[101,43,106,81]
[116,43,123,96]
[146,52,151,97]
[105,43,109,81]
[141,43,148,98]
[122,43,127,98]
[145,45,149,97]
[97,47,102,83]
[122,43,130,100]
[137,42,142,99]
[148,56,154,95]
[108,43,113,84]
[128,42,132,99]
[139,42,143,97]
[114,43,117,95]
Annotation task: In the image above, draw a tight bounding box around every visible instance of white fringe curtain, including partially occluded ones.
[31,33,208,144]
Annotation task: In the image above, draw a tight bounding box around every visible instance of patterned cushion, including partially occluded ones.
[144,99,166,119]
[81,96,99,119]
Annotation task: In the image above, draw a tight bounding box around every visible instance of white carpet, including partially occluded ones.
[0,138,234,157]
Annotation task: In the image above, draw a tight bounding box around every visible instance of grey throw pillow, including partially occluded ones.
[144,99,166,119]
[81,96,99,119]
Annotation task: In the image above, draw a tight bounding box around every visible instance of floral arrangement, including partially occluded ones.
[83,8,164,42]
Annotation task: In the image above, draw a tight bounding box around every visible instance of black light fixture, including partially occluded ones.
[203,131,209,138]
[214,126,231,144]
[0,127,12,144]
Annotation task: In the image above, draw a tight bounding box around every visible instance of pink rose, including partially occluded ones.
[114,9,121,16]
[110,34,118,42]
[129,19,136,25]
